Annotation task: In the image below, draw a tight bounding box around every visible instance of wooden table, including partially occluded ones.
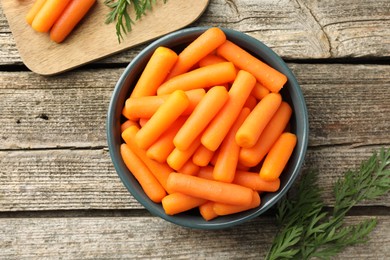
[1,0,389,258]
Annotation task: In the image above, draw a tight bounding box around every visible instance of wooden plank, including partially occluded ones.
[1,146,389,211]
[0,215,389,259]
[0,64,389,149]
[1,0,390,66]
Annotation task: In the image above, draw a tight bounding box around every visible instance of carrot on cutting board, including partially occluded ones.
[157,62,237,95]
[31,0,71,32]
[120,143,166,203]
[123,89,205,119]
[217,40,287,93]
[236,93,282,148]
[173,86,229,151]
[135,90,189,149]
[201,70,256,151]
[49,0,96,43]
[26,0,47,25]
[166,27,227,80]
[259,132,297,181]
[213,107,250,183]
[167,172,253,206]
[131,46,178,98]
[239,101,292,167]
[162,193,207,215]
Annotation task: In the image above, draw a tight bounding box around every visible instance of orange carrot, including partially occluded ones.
[135,90,189,149]
[157,62,237,95]
[166,27,226,79]
[167,172,253,206]
[123,89,205,119]
[31,0,71,32]
[199,201,218,221]
[239,101,292,167]
[49,0,96,43]
[139,118,148,127]
[178,160,200,176]
[217,40,287,93]
[167,136,201,171]
[26,0,47,25]
[122,126,173,193]
[198,166,280,192]
[213,191,260,216]
[201,70,256,151]
[251,82,270,100]
[162,193,207,215]
[236,93,282,148]
[259,132,297,181]
[192,145,214,167]
[198,54,228,67]
[120,143,166,203]
[244,95,257,110]
[213,107,250,183]
[146,117,186,163]
[120,120,139,133]
[131,46,178,98]
[173,86,229,151]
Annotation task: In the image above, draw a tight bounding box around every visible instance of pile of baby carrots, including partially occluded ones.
[25,0,96,43]
[119,27,297,221]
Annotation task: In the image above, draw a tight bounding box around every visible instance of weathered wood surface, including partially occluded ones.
[1,0,390,66]
[1,216,389,259]
[0,0,389,259]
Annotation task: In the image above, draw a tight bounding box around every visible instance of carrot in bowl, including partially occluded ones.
[49,0,96,43]
[217,40,287,93]
[162,193,206,215]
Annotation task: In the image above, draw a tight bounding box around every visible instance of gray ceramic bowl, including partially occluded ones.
[107,27,309,229]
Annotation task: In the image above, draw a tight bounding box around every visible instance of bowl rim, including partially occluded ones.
[106,26,309,229]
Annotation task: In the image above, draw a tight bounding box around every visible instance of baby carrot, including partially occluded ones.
[213,107,250,183]
[213,191,260,216]
[135,90,189,149]
[122,126,173,193]
[167,172,253,206]
[178,160,200,176]
[236,93,282,148]
[157,62,237,95]
[199,201,218,221]
[166,27,226,79]
[146,117,186,163]
[131,46,178,98]
[192,145,214,167]
[239,101,292,167]
[49,0,96,43]
[167,136,201,171]
[31,0,71,32]
[120,120,139,133]
[120,144,166,203]
[173,86,229,151]
[162,193,207,215]
[26,0,47,25]
[244,95,257,110]
[201,70,256,151]
[259,132,297,181]
[251,82,270,100]
[217,40,287,93]
[124,89,205,119]
[198,54,228,67]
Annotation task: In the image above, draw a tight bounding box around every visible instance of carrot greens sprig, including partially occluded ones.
[266,147,390,260]
[104,0,167,43]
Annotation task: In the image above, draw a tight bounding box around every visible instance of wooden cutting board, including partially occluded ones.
[1,0,209,75]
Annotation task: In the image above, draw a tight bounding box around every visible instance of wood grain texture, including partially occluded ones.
[1,0,390,67]
[0,0,209,74]
[0,215,389,259]
[1,146,389,211]
[0,64,388,150]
